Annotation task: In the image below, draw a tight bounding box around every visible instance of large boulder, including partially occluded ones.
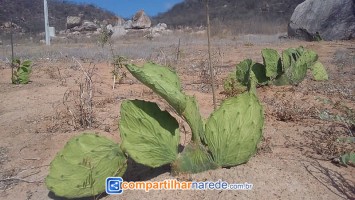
[115,17,125,26]
[123,20,133,29]
[80,21,98,31]
[105,24,126,38]
[66,16,82,29]
[111,26,127,38]
[152,23,167,32]
[150,23,169,37]
[132,10,151,29]
[288,0,355,41]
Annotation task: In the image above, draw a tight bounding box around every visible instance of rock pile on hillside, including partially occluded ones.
[0,21,24,33]
[60,10,169,39]
[66,16,82,29]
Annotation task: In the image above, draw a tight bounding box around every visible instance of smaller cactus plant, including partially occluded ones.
[223,46,328,93]
[12,59,32,84]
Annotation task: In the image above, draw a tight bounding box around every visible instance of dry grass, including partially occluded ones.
[0,30,291,64]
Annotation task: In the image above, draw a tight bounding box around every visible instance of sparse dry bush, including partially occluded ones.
[62,58,97,129]
[303,125,354,161]
[263,92,319,122]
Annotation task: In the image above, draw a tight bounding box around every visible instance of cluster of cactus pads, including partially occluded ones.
[224,46,328,95]
[12,59,32,84]
[46,62,264,198]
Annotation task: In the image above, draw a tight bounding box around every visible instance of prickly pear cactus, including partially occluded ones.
[125,63,205,144]
[223,69,247,96]
[235,59,268,86]
[125,62,265,174]
[300,49,318,69]
[236,59,252,85]
[340,153,355,166]
[278,48,323,85]
[285,49,318,85]
[46,133,127,199]
[228,47,327,88]
[281,48,295,72]
[295,46,305,56]
[262,49,282,79]
[251,62,268,85]
[183,96,206,143]
[310,61,328,81]
[205,92,264,167]
[12,59,32,84]
[171,143,218,175]
[126,63,187,113]
[120,100,180,168]
[272,74,291,86]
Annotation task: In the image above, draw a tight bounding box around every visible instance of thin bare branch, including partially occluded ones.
[0,177,42,184]
[205,0,217,110]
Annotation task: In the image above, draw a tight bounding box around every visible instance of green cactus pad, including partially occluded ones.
[205,92,264,167]
[120,100,180,168]
[340,153,355,166]
[295,46,305,55]
[17,67,30,84]
[235,59,268,86]
[301,49,318,69]
[251,62,268,85]
[125,63,204,144]
[126,63,187,114]
[12,59,32,84]
[281,49,293,72]
[285,50,317,85]
[171,143,219,175]
[183,96,206,143]
[262,49,282,79]
[310,61,328,81]
[223,70,247,95]
[272,74,291,86]
[236,59,252,85]
[46,133,127,199]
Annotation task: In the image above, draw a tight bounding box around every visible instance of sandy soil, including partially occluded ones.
[0,35,354,200]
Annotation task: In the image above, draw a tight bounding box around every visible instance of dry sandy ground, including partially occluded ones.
[0,35,354,200]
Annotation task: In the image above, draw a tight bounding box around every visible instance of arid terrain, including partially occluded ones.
[0,33,354,199]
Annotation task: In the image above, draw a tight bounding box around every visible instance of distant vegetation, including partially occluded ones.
[0,0,116,34]
[154,0,305,34]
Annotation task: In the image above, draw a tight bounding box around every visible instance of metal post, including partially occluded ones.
[44,0,50,45]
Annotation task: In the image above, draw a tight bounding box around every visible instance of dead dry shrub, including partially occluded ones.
[62,58,97,129]
[264,95,318,122]
[303,125,355,161]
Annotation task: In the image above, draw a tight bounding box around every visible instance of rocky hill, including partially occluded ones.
[0,0,117,34]
[1,0,306,36]
[154,0,305,34]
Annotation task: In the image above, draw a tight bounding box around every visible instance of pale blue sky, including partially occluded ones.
[70,0,183,18]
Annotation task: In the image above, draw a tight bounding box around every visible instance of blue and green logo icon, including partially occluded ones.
[106,177,123,194]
